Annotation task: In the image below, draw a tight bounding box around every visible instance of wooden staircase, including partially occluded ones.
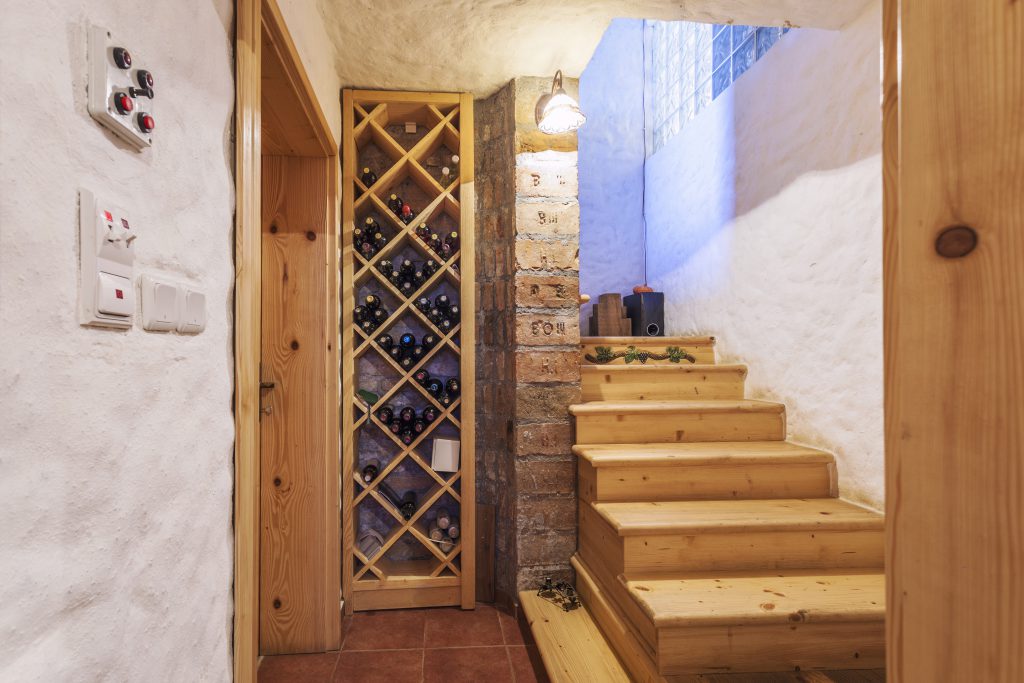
[523,336,885,682]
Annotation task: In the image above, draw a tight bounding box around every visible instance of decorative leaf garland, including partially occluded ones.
[584,345,696,365]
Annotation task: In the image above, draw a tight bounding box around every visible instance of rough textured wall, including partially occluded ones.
[645,1,884,509]
[0,2,235,680]
[578,19,647,325]
[476,78,581,601]
[475,82,518,601]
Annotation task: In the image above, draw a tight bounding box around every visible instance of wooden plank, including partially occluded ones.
[571,400,785,445]
[582,336,716,366]
[884,1,1024,681]
[581,364,746,402]
[574,441,834,466]
[351,585,461,611]
[340,90,356,618]
[259,155,339,653]
[475,503,495,603]
[519,590,631,683]
[458,92,476,610]
[233,0,261,679]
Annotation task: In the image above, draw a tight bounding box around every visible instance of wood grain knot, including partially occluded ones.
[306,231,316,241]
[273,598,282,609]
[935,225,978,258]
[291,340,300,350]
[274,477,282,487]
[270,224,278,234]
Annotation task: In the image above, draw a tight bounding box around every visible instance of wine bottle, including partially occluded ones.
[399,333,415,349]
[388,269,402,287]
[416,223,431,241]
[361,459,380,483]
[438,317,453,332]
[388,418,402,434]
[410,345,425,360]
[365,294,381,310]
[399,259,415,277]
[439,537,454,554]
[377,258,392,275]
[387,193,403,215]
[399,280,414,296]
[377,333,394,350]
[399,406,416,423]
[400,203,414,224]
[359,240,377,259]
[412,417,427,434]
[446,517,460,539]
[450,154,460,177]
[445,378,460,397]
[421,333,438,350]
[360,167,378,186]
[435,294,450,310]
[435,507,452,530]
[440,166,452,188]
[446,305,460,322]
[423,259,439,276]
[388,345,402,361]
[445,231,460,251]
[399,491,417,520]
[414,296,431,313]
[371,308,388,324]
[354,305,369,322]
[413,368,430,386]
[429,523,444,542]
[422,406,439,423]
[373,232,389,249]
[365,216,381,233]
[375,404,394,423]
[400,429,414,446]
[425,378,443,397]
[427,307,442,324]
[428,233,442,253]
[440,241,454,260]
[360,320,376,334]
[439,391,453,407]
[413,270,426,287]
[377,481,402,509]
[399,355,414,369]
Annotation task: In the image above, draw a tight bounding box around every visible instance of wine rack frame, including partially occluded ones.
[341,90,475,612]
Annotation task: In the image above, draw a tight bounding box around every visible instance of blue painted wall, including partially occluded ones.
[578,19,646,325]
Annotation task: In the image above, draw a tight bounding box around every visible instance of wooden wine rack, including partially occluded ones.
[341,90,475,612]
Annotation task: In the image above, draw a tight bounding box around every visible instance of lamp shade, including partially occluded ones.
[535,70,586,134]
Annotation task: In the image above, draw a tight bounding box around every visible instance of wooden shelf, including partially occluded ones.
[342,90,475,613]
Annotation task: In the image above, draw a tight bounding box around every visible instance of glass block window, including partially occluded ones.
[647,22,790,154]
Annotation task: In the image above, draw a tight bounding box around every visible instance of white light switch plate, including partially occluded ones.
[176,287,206,334]
[79,189,135,328]
[141,275,179,331]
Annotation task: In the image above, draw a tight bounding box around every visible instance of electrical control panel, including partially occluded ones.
[87,25,155,149]
[79,189,136,328]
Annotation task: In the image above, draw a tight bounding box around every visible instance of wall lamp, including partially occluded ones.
[535,70,586,134]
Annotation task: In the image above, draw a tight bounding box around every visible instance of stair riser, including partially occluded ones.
[582,342,716,365]
[623,529,885,573]
[575,410,786,444]
[581,368,745,402]
[657,621,885,675]
[579,459,835,503]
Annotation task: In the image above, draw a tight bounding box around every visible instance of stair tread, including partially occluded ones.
[574,441,834,467]
[593,498,882,535]
[580,363,745,373]
[622,568,886,627]
[570,399,784,416]
[583,335,716,345]
[519,589,630,682]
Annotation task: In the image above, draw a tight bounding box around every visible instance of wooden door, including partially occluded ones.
[259,155,340,654]
[883,0,1023,680]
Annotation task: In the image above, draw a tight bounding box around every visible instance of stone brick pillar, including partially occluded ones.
[476,77,582,602]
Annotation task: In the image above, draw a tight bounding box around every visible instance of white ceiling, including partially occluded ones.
[318,0,869,97]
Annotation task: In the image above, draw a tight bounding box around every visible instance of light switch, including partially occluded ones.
[96,272,134,317]
[177,288,206,334]
[141,275,178,331]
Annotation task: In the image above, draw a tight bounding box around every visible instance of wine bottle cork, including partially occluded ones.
[428,523,444,542]
[436,507,451,530]
[439,537,454,554]
[447,517,460,539]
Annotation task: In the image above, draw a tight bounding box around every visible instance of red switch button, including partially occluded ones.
[137,113,155,133]
[115,92,134,115]
[115,289,124,300]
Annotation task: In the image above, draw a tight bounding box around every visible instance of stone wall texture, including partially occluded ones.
[476,77,581,600]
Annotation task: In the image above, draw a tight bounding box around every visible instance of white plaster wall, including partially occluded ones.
[645,1,884,508]
[0,2,236,679]
[579,19,648,326]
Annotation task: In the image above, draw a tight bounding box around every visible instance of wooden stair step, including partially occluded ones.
[581,364,747,402]
[579,498,883,574]
[519,589,630,682]
[582,336,717,365]
[570,400,786,444]
[576,441,837,503]
[623,568,885,675]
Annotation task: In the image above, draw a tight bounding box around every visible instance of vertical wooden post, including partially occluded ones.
[883,0,1024,680]
[233,0,261,679]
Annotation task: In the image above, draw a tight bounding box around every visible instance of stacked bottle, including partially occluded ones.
[378,257,440,299]
[355,216,390,260]
[354,293,389,335]
[377,332,437,370]
[375,402,440,446]
[413,293,460,333]
[428,507,460,554]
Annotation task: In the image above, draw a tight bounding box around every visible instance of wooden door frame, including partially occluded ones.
[235,0,338,680]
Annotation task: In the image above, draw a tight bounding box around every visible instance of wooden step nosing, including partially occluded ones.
[582,336,716,346]
[646,605,887,629]
[574,450,835,468]
[580,363,745,374]
[569,400,785,417]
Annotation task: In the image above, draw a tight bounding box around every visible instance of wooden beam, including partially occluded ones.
[233,0,261,680]
[883,0,1024,680]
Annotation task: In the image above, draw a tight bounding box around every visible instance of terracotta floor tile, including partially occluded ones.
[424,604,504,647]
[423,646,514,683]
[498,609,531,646]
[508,646,548,683]
[343,609,427,650]
[258,651,339,683]
[334,648,423,683]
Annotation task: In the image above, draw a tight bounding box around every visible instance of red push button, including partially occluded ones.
[137,113,155,133]
[115,92,133,115]
[115,289,124,300]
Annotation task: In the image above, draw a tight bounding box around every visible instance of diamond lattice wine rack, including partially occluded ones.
[341,90,475,612]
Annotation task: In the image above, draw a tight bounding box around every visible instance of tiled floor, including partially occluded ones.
[258,604,547,683]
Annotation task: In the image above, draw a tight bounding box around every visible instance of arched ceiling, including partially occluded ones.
[318,0,869,96]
